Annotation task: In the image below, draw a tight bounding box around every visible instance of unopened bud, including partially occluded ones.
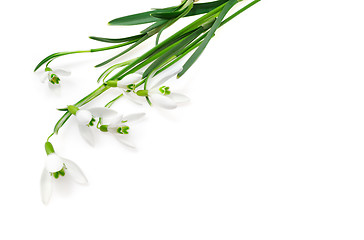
[100,125,109,132]
[136,90,149,97]
[45,142,55,156]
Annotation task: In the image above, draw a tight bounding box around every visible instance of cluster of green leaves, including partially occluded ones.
[38,0,261,136]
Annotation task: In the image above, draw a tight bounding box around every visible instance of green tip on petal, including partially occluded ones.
[100,125,109,132]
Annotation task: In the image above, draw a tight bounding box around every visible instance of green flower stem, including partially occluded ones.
[98,58,137,83]
[108,29,201,81]
[221,0,261,27]
[49,0,261,137]
[34,40,138,72]
[90,40,138,52]
[108,2,228,81]
[105,93,124,108]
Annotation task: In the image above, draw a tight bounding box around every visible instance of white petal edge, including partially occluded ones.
[168,93,190,103]
[121,74,142,84]
[149,94,177,110]
[123,91,145,105]
[109,115,125,127]
[114,135,136,149]
[78,123,95,146]
[88,107,117,118]
[149,67,182,89]
[62,158,88,184]
[45,154,64,173]
[76,110,93,125]
[40,73,48,83]
[53,69,71,76]
[40,168,53,205]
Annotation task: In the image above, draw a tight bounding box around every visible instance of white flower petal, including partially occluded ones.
[168,93,190,103]
[47,72,52,81]
[45,154,64,173]
[40,73,48,83]
[149,94,177,110]
[76,110,93,125]
[121,74,142,85]
[149,67,182,89]
[88,107,117,118]
[123,91,145,105]
[78,123,95,146]
[109,115,125,127]
[114,135,136,149]
[53,69,71,76]
[40,168,53,205]
[135,70,144,75]
[62,158,88,184]
[124,112,146,122]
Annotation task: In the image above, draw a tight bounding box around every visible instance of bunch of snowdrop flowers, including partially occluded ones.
[39,67,187,204]
[35,0,261,204]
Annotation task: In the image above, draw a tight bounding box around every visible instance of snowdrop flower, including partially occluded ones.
[99,113,145,148]
[106,74,143,105]
[67,105,117,146]
[41,67,71,84]
[40,142,87,205]
[136,68,190,109]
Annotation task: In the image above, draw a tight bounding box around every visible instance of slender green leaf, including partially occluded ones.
[108,28,198,81]
[54,112,72,134]
[140,20,168,34]
[34,52,76,72]
[143,26,209,79]
[178,0,238,78]
[155,1,194,45]
[109,1,229,26]
[95,34,152,67]
[108,7,176,26]
[89,34,145,43]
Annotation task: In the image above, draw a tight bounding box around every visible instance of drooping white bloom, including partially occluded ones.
[41,67,71,84]
[107,73,145,105]
[100,113,145,148]
[40,142,87,205]
[68,105,117,146]
[137,68,190,109]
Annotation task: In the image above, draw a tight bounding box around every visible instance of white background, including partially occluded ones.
[1,0,364,239]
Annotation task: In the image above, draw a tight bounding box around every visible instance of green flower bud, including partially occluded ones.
[136,90,149,97]
[45,142,55,156]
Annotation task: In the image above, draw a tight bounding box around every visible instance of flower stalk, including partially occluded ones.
[35,0,261,203]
